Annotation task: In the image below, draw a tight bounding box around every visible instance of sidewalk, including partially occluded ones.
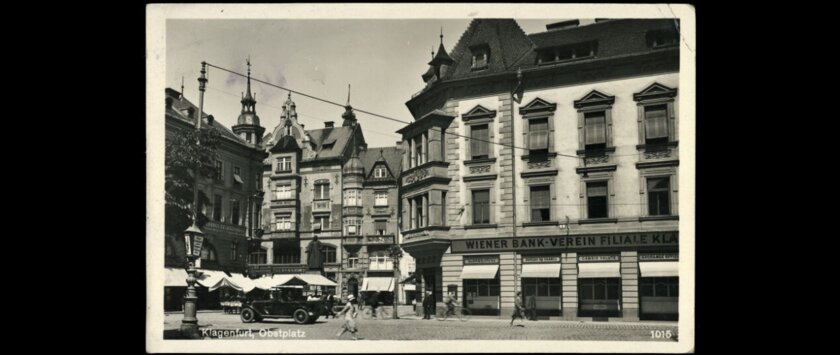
[393,312,678,327]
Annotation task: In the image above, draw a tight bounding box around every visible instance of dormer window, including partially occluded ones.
[374,165,388,178]
[470,45,489,70]
[182,107,196,118]
[322,142,335,150]
[536,41,597,65]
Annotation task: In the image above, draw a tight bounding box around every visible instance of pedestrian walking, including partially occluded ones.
[510,291,525,326]
[336,294,360,340]
[422,291,434,320]
[325,291,336,319]
[526,294,537,321]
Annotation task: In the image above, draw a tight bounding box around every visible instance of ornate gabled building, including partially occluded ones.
[399,19,681,321]
[251,89,410,302]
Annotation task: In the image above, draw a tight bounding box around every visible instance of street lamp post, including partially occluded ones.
[180,61,208,339]
[389,244,403,320]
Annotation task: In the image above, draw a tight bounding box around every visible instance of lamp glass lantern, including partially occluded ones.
[184,224,205,258]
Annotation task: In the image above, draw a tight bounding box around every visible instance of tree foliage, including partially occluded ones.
[165,127,222,236]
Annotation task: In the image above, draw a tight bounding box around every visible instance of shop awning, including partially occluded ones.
[286,274,338,287]
[208,277,244,292]
[460,264,499,279]
[164,267,189,287]
[639,261,679,277]
[227,274,258,293]
[196,270,228,288]
[521,263,562,278]
[362,277,394,291]
[578,262,621,278]
[253,275,295,290]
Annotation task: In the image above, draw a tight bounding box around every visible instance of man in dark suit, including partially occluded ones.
[422,291,434,319]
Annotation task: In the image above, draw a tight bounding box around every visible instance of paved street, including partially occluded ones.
[163,312,678,341]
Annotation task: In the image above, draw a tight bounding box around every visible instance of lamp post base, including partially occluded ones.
[179,323,201,339]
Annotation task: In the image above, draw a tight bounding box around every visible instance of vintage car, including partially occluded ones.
[240,289,323,324]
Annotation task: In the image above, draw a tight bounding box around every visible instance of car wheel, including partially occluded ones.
[293,309,310,324]
[241,308,257,323]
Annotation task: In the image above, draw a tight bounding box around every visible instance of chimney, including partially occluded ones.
[324,121,335,128]
[546,19,580,31]
[207,115,214,125]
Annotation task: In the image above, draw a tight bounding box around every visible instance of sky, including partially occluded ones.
[166,19,565,148]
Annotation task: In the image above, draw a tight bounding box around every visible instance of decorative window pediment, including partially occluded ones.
[633,83,678,102]
[462,105,497,122]
[574,90,615,109]
[519,98,557,116]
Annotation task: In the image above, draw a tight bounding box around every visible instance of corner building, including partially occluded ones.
[399,19,680,321]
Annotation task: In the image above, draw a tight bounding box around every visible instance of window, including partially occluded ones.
[375,220,387,235]
[640,277,678,297]
[246,132,252,142]
[413,135,425,166]
[323,245,337,264]
[213,194,223,221]
[314,182,330,200]
[201,243,217,261]
[644,105,669,146]
[522,278,562,297]
[647,177,671,216]
[276,156,292,172]
[322,142,335,150]
[233,167,243,184]
[472,189,490,224]
[274,214,292,231]
[441,191,447,226]
[344,189,361,207]
[584,111,607,151]
[249,248,267,264]
[314,215,330,230]
[374,191,388,206]
[469,124,489,159]
[528,118,549,156]
[231,241,238,261]
[530,185,551,222]
[369,250,393,271]
[273,184,292,200]
[579,278,620,301]
[346,220,359,235]
[348,256,359,269]
[215,160,223,181]
[464,278,500,297]
[586,182,608,219]
[231,199,240,225]
[471,46,489,70]
[374,166,388,178]
[274,248,300,264]
[411,195,426,229]
[536,41,597,64]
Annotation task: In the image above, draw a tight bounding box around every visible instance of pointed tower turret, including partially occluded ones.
[232,57,266,145]
[429,27,455,80]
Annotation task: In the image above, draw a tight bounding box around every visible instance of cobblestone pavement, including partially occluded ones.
[164,312,679,341]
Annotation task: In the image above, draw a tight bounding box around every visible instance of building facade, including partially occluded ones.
[164,80,266,310]
[399,19,680,321]
[251,91,411,303]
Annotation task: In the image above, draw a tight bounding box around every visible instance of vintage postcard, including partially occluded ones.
[146,3,695,353]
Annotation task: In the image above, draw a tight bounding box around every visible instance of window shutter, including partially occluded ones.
[548,116,555,153]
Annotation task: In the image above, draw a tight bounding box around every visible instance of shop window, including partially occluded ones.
[201,243,217,261]
[274,248,300,264]
[640,277,679,297]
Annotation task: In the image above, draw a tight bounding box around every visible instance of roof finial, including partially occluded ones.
[346,84,351,107]
[245,56,252,100]
[180,76,185,99]
[431,47,435,60]
[440,26,444,44]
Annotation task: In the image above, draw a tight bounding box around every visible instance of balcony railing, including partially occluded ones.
[313,200,331,213]
[367,261,394,271]
[343,236,365,245]
[366,234,394,244]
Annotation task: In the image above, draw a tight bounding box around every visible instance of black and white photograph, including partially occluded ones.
[146,3,695,353]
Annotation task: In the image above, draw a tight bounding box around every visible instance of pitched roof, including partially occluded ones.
[440,19,534,81]
[165,88,251,147]
[360,146,403,180]
[305,126,361,160]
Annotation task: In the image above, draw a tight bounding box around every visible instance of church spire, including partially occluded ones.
[233,57,264,144]
[342,84,357,127]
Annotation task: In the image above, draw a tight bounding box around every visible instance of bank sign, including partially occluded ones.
[450,232,678,253]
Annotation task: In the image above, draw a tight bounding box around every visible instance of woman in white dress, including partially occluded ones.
[336,294,360,340]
